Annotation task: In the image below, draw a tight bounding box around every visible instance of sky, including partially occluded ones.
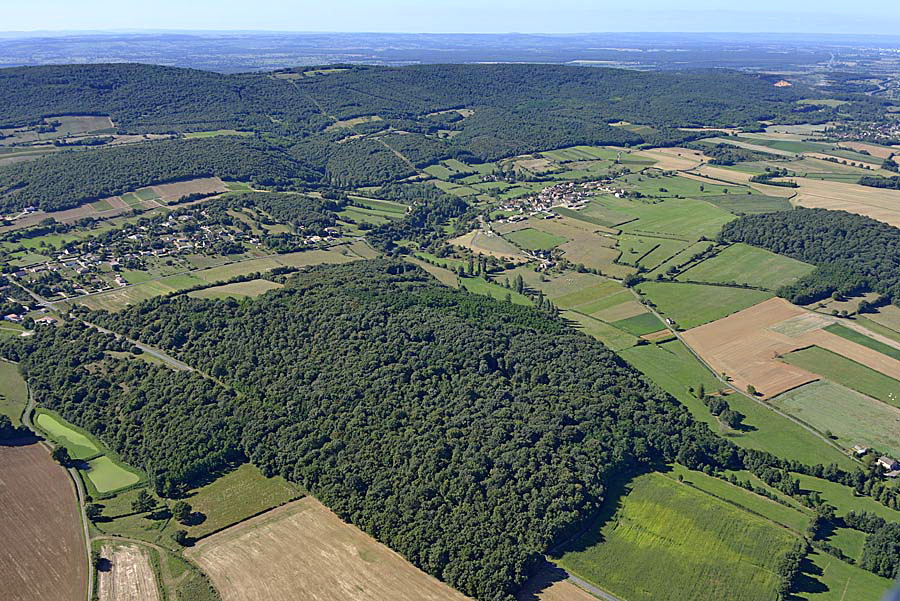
[3,0,899,35]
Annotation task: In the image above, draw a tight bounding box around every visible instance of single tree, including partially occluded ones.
[51,446,71,467]
[132,489,155,513]
[85,503,103,521]
[173,500,192,524]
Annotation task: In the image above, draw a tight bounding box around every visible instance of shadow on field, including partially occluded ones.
[791,556,829,598]
[514,562,569,601]
[0,434,41,447]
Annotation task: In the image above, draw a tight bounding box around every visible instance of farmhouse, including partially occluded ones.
[851,444,870,456]
[877,456,900,473]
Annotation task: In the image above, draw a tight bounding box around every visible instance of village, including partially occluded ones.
[1,208,340,304]
[491,179,625,222]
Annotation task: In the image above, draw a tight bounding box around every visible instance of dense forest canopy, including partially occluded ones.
[720,208,900,305]
[0,137,320,212]
[0,63,835,213]
[2,260,739,600]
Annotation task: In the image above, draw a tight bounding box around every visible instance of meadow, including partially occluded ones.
[188,279,283,300]
[85,456,142,494]
[503,227,567,250]
[35,410,101,459]
[558,473,798,601]
[163,463,302,539]
[823,323,900,361]
[770,380,900,458]
[635,281,772,329]
[619,341,855,468]
[677,243,815,290]
[781,346,900,408]
[0,360,27,425]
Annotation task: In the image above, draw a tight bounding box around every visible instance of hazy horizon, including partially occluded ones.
[4,1,900,35]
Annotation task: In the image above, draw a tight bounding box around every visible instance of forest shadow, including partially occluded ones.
[514,561,569,601]
[791,556,829,598]
[0,433,41,447]
[547,467,651,558]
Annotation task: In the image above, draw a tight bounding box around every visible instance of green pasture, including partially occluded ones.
[781,346,900,408]
[0,360,27,425]
[611,312,665,336]
[460,276,532,305]
[558,472,798,601]
[85,456,142,494]
[188,279,283,300]
[824,323,900,361]
[677,243,815,290]
[770,380,900,458]
[804,550,892,601]
[701,193,792,214]
[503,227,567,251]
[635,281,771,329]
[619,341,855,468]
[162,463,301,539]
[563,310,637,351]
[35,410,100,459]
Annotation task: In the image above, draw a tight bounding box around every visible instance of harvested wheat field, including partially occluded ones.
[0,441,87,601]
[634,147,708,170]
[186,497,472,601]
[151,177,228,202]
[516,568,597,601]
[450,229,528,261]
[683,297,900,398]
[839,141,896,159]
[789,178,900,227]
[98,544,160,601]
[681,298,817,398]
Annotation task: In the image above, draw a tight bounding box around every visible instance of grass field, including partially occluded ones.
[85,456,142,494]
[35,410,101,459]
[0,442,88,601]
[824,323,900,361]
[610,312,665,336]
[165,463,301,539]
[460,276,532,305]
[771,380,900,458]
[678,243,815,290]
[590,195,735,239]
[636,281,772,329]
[558,473,798,601]
[701,193,792,214]
[793,473,900,524]
[503,228,567,250]
[803,550,892,601]
[781,346,900,408]
[563,311,637,351]
[186,497,472,601]
[188,279,283,300]
[619,340,855,468]
[0,360,27,425]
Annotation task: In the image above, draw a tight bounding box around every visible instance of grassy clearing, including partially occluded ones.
[586,195,735,239]
[460,277,532,305]
[164,463,301,540]
[803,550,891,600]
[188,279,283,300]
[619,341,855,468]
[563,310,637,351]
[678,243,814,290]
[793,473,900,523]
[770,380,900,458]
[666,465,810,533]
[35,410,101,459]
[0,360,27,425]
[610,312,665,336]
[85,456,142,494]
[184,130,252,139]
[824,323,900,361]
[781,346,900,408]
[701,193,792,214]
[558,473,798,601]
[636,281,772,329]
[503,228,567,250]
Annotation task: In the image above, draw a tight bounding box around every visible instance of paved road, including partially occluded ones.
[567,573,622,601]
[85,322,194,372]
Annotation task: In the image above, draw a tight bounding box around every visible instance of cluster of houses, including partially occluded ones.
[493,180,621,223]
[852,445,900,478]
